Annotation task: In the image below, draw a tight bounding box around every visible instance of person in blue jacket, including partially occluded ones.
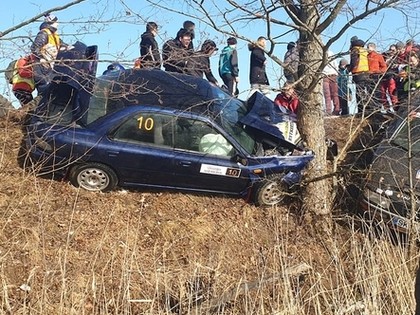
[219,37,239,96]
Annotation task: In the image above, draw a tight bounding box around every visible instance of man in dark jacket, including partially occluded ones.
[248,36,270,98]
[175,20,195,50]
[188,40,219,85]
[162,29,193,73]
[139,22,161,69]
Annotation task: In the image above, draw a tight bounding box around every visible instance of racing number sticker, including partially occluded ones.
[200,164,241,178]
[137,116,154,130]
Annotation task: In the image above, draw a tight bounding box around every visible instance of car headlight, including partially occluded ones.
[364,187,391,210]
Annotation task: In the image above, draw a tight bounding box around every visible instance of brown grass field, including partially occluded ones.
[0,110,417,314]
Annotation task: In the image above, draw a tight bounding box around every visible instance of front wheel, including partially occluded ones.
[69,163,118,192]
[252,175,287,206]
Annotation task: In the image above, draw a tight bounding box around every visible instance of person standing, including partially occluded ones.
[349,36,370,114]
[139,22,161,69]
[322,50,340,115]
[248,36,270,98]
[162,29,193,74]
[175,20,195,50]
[219,37,239,96]
[189,40,219,85]
[337,59,352,115]
[30,13,65,94]
[283,41,299,82]
[367,42,387,106]
[11,55,36,106]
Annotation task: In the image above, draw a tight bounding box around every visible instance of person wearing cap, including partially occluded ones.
[139,22,161,69]
[188,40,219,85]
[283,41,299,82]
[247,36,270,98]
[337,58,352,115]
[162,28,193,73]
[219,37,239,96]
[30,13,67,94]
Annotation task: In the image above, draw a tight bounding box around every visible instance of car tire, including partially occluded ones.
[69,163,118,192]
[252,175,286,206]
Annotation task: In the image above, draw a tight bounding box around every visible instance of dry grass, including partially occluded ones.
[0,113,418,314]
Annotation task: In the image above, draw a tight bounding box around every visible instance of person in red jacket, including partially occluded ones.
[367,42,387,107]
[274,82,299,114]
[11,55,36,106]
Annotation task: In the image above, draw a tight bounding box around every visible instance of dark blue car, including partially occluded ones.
[22,43,314,206]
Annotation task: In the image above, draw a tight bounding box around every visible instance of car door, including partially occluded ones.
[170,116,251,194]
[103,111,178,186]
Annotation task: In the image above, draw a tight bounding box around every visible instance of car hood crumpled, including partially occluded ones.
[240,91,301,150]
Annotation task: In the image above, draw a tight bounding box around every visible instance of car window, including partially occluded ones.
[175,117,234,157]
[392,118,420,153]
[112,113,174,147]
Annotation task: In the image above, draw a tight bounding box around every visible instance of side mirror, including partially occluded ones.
[232,153,248,166]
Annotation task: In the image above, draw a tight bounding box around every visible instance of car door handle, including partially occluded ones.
[179,161,192,167]
[107,150,120,157]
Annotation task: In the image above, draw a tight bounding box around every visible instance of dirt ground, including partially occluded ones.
[0,110,396,314]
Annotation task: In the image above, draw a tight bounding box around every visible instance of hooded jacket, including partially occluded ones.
[218,45,239,77]
[248,43,269,85]
[31,22,61,62]
[140,31,161,68]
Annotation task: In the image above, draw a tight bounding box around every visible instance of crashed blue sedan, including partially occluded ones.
[22,43,314,206]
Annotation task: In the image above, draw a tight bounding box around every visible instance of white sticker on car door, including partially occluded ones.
[200,164,241,178]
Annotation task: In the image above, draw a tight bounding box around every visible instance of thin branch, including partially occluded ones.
[0,0,88,38]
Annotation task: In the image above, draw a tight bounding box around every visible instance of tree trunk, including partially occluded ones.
[297,29,333,236]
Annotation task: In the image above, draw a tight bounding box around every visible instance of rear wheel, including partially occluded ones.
[69,163,118,192]
[253,175,287,206]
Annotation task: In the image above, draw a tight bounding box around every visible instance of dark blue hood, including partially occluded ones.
[240,92,301,149]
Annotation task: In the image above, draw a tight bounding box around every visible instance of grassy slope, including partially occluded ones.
[0,113,417,314]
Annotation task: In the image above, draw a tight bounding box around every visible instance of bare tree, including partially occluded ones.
[144,0,419,235]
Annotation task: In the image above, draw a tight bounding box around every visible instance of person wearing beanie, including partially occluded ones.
[283,41,299,82]
[218,37,239,96]
[139,22,161,69]
[337,58,352,115]
[30,13,67,94]
[247,36,270,98]
[348,36,369,114]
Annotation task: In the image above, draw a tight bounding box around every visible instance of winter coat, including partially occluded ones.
[368,51,387,74]
[162,39,193,73]
[218,45,239,77]
[337,67,350,99]
[140,31,161,68]
[349,39,369,74]
[274,92,299,114]
[12,55,35,92]
[30,23,61,62]
[188,51,218,84]
[283,46,299,80]
[248,44,269,85]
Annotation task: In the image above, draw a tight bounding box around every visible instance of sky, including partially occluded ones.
[1,0,419,107]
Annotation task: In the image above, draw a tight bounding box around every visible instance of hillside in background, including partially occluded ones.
[0,107,417,314]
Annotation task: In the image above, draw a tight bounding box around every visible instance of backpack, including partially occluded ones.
[5,59,17,84]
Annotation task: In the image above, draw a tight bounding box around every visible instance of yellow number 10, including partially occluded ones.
[137,116,154,131]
